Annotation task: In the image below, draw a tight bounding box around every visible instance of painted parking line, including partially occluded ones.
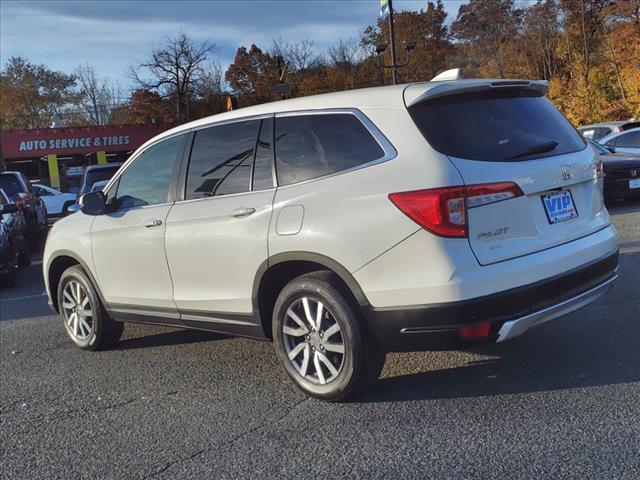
[1,292,47,302]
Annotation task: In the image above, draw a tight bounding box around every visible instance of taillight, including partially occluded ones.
[389,182,523,238]
[457,321,491,340]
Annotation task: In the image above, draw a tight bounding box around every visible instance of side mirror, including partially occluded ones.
[606,146,616,153]
[1,203,19,214]
[79,191,107,215]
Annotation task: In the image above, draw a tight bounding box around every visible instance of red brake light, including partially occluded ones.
[457,321,491,339]
[389,182,523,238]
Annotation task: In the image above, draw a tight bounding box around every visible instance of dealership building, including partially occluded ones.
[0,123,171,192]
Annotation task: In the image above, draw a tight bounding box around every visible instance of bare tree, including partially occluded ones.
[75,64,122,125]
[287,39,324,72]
[327,38,366,69]
[129,32,217,122]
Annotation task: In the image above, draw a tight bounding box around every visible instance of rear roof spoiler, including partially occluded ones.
[404,79,549,107]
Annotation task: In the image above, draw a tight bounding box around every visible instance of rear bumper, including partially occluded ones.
[604,177,640,198]
[363,250,619,352]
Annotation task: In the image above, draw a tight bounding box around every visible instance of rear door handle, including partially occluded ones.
[144,219,163,228]
[229,207,256,218]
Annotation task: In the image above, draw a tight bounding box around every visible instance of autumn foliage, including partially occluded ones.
[1,0,638,130]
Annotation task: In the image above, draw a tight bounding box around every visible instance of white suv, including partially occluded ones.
[43,78,619,401]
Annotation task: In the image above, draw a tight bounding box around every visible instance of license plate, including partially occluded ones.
[542,190,578,224]
[630,179,640,189]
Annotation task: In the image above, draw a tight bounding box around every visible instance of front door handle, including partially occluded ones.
[229,207,256,218]
[144,219,163,228]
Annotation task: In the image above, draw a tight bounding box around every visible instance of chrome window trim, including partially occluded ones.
[108,108,396,202]
[273,108,397,188]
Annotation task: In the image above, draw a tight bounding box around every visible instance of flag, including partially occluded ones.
[379,0,389,18]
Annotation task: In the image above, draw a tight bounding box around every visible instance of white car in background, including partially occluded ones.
[597,127,640,155]
[32,184,77,222]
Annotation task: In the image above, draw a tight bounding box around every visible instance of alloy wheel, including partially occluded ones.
[282,296,346,385]
[61,280,94,340]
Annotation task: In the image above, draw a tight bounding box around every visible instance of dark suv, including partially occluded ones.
[0,172,47,249]
[79,164,122,195]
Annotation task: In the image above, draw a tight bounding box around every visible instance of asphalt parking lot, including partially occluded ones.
[1,200,639,480]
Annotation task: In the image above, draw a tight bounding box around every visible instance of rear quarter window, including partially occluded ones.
[275,113,385,186]
[408,89,585,162]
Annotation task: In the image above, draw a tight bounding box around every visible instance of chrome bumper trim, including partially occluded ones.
[496,274,618,343]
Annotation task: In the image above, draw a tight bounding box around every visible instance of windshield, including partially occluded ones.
[408,88,585,161]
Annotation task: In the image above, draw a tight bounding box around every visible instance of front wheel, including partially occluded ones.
[57,265,123,350]
[272,271,384,402]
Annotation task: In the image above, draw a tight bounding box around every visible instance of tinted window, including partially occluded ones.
[252,118,274,190]
[83,166,121,193]
[409,89,585,161]
[186,120,260,199]
[275,113,385,186]
[615,131,640,148]
[0,174,23,198]
[114,136,182,210]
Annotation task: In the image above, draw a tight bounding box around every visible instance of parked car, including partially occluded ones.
[589,140,640,200]
[44,76,619,401]
[0,171,47,249]
[32,184,78,223]
[597,127,640,155]
[79,163,122,195]
[1,189,30,287]
[578,121,640,140]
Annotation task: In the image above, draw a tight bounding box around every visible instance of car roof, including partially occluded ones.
[134,78,548,154]
[598,127,640,143]
[579,121,626,129]
[85,162,123,171]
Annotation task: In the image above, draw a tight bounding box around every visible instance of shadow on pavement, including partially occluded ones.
[359,248,639,403]
[116,328,226,350]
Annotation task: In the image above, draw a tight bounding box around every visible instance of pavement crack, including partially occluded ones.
[145,397,309,478]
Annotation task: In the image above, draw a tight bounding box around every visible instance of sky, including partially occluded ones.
[0,0,466,90]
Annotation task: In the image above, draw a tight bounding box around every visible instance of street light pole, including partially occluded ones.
[387,0,398,85]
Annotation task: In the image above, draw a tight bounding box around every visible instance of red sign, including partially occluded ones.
[1,124,173,159]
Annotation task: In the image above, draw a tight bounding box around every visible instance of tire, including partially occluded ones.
[272,271,384,402]
[57,265,124,350]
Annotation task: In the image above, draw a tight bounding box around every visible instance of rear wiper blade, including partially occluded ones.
[506,140,559,160]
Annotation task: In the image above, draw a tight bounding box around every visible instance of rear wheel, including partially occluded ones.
[57,265,123,350]
[272,271,384,401]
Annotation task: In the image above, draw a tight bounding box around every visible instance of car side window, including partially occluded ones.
[615,131,640,148]
[113,135,182,210]
[34,186,51,196]
[185,120,260,200]
[274,113,385,186]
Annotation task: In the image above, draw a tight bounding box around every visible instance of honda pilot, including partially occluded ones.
[43,75,619,401]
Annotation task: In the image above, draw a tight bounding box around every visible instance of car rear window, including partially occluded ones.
[0,174,23,199]
[408,89,585,161]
